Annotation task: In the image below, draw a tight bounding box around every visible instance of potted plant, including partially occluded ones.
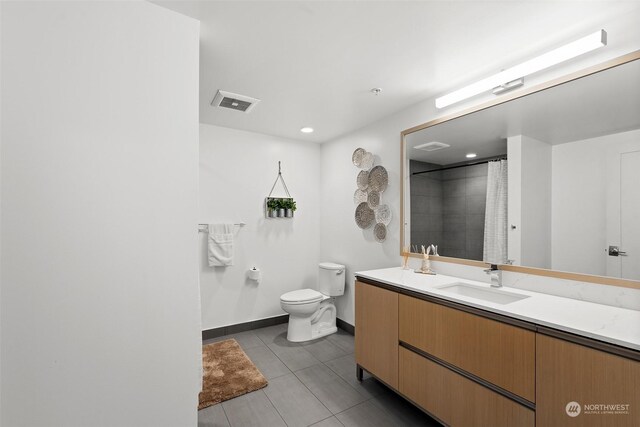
[266,198,278,218]
[282,198,297,218]
[276,199,285,218]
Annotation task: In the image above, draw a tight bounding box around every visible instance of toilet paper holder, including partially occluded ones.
[248,267,261,282]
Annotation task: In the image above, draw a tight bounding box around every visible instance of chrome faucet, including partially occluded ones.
[484,264,502,288]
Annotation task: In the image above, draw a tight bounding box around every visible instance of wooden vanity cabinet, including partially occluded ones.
[400,347,535,427]
[354,280,398,388]
[399,294,535,402]
[356,280,534,426]
[536,334,640,427]
[355,278,640,427]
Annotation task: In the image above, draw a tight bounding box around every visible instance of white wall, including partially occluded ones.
[199,124,320,330]
[320,10,640,325]
[552,129,640,276]
[521,136,552,268]
[507,137,523,265]
[0,1,3,417]
[1,2,200,426]
[320,111,429,326]
[508,135,552,268]
[551,135,606,275]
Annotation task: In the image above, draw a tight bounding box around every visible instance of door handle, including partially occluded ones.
[608,246,628,256]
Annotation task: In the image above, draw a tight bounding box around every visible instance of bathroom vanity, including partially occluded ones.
[377,50,640,426]
[354,268,640,427]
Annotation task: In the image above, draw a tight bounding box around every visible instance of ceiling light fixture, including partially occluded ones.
[435,29,607,109]
[300,127,314,133]
[466,153,477,159]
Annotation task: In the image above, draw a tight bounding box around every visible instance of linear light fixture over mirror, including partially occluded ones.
[435,29,607,109]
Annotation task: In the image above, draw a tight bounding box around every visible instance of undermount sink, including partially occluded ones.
[435,282,530,305]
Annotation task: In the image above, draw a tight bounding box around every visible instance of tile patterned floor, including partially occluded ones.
[199,324,440,427]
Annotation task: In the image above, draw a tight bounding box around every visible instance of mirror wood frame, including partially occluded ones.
[400,50,640,290]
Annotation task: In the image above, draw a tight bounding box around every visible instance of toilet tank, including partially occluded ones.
[318,262,346,296]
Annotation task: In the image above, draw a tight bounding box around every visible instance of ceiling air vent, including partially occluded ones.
[414,141,450,152]
[211,90,260,113]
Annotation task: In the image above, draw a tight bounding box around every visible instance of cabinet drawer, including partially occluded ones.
[399,294,535,401]
[400,347,534,427]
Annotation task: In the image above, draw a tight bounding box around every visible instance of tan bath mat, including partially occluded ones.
[198,339,268,410]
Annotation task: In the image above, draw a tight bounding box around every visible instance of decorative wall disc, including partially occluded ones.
[367,191,380,208]
[357,170,369,190]
[353,189,368,205]
[355,202,375,229]
[360,152,374,170]
[374,223,387,242]
[368,165,388,192]
[352,148,366,167]
[375,204,392,225]
[352,148,388,243]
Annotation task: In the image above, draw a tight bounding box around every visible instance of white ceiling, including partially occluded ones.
[154,1,639,143]
[406,58,640,165]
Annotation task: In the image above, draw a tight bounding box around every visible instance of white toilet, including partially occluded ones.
[280,262,345,342]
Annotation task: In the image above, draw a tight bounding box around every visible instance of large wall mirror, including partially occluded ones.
[401,51,640,283]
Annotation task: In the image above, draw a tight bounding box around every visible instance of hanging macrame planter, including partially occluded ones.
[265,161,297,218]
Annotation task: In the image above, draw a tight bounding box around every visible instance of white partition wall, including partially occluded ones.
[1,2,200,426]
[507,135,552,269]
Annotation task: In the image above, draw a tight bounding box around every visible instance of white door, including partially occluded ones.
[620,151,640,279]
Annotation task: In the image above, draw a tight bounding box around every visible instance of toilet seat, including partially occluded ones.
[280,289,324,305]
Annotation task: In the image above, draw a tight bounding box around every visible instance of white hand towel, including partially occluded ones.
[208,224,234,267]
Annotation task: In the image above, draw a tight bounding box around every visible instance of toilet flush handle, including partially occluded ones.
[336,269,344,275]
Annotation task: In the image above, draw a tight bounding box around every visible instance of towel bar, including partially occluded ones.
[198,223,246,233]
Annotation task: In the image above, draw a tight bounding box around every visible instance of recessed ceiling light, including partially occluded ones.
[466,153,477,159]
[300,127,314,133]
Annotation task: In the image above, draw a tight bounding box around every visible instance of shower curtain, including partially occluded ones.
[483,160,508,264]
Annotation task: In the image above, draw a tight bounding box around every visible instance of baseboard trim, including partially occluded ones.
[337,318,354,335]
[202,315,354,340]
[202,315,289,341]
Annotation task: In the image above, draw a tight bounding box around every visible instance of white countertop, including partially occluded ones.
[356,267,640,351]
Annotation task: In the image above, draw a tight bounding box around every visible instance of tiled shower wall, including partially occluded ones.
[410,160,488,261]
[410,161,443,251]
